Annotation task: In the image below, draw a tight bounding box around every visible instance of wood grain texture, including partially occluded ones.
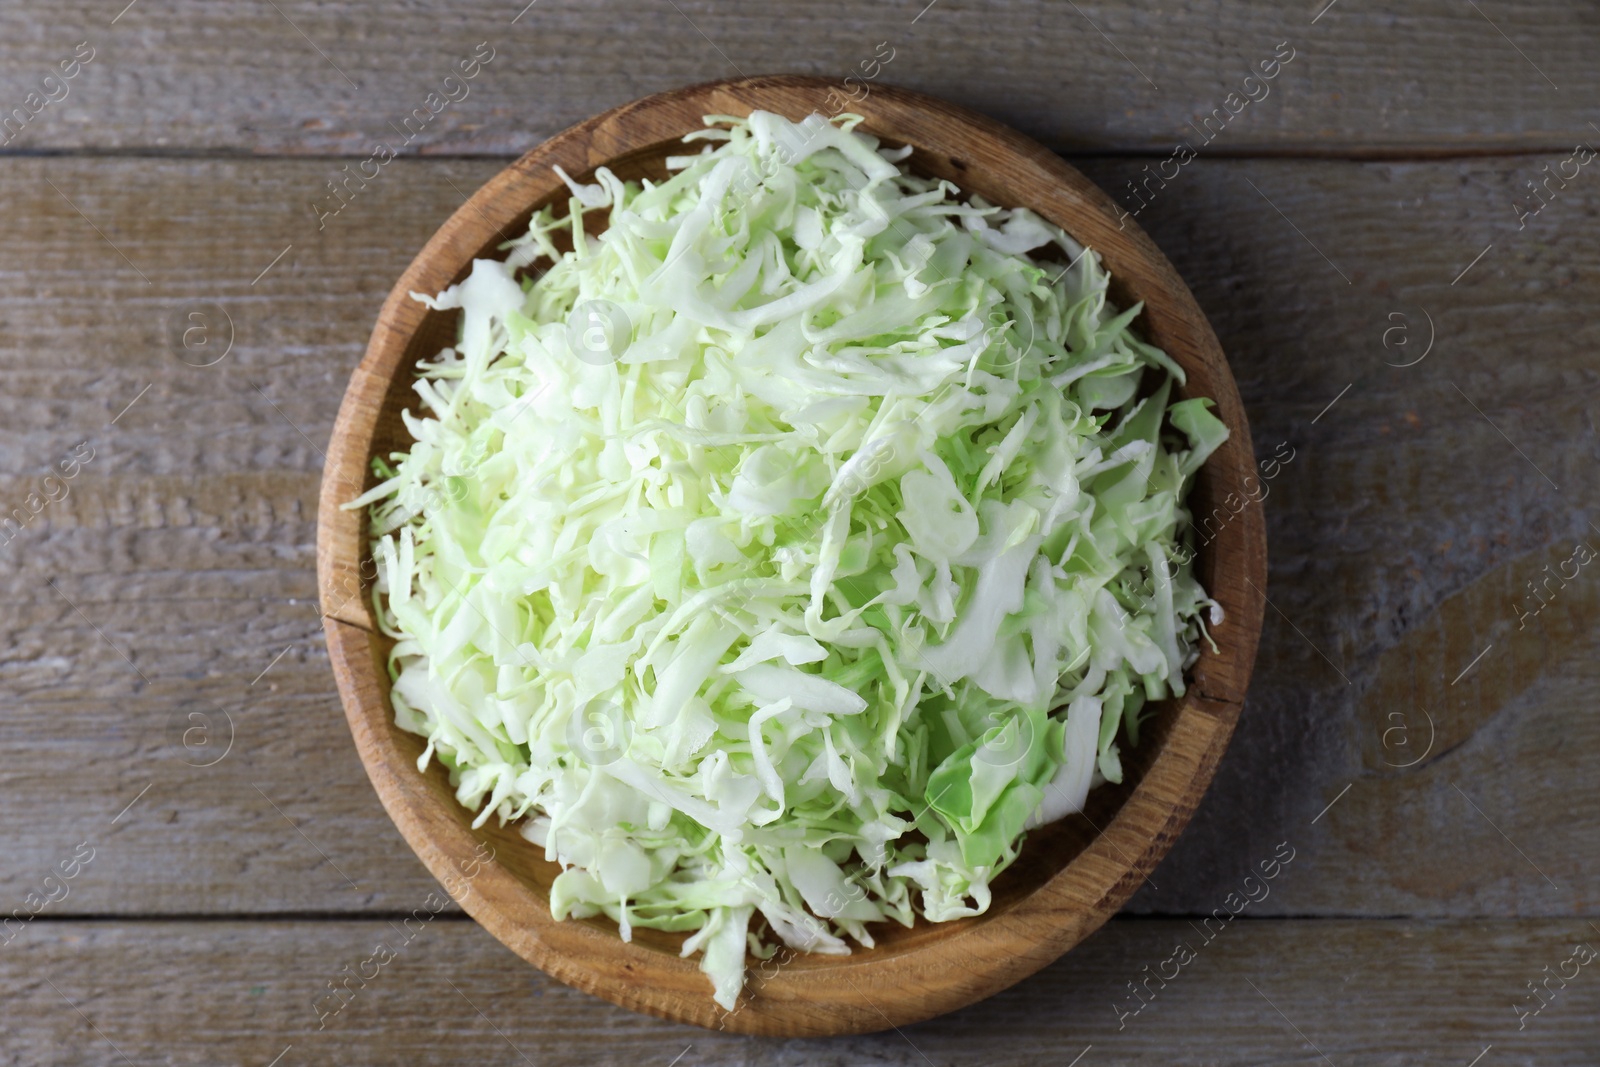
[316,75,1265,1034]
[0,1,1595,157]
[6,917,1599,1065]
[3,151,1597,922]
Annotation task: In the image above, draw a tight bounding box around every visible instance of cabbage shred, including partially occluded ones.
[349,111,1227,1009]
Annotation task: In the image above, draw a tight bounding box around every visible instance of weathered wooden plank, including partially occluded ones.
[0,0,1594,156]
[5,918,1598,1064]
[1,153,1596,917]
[0,156,509,915]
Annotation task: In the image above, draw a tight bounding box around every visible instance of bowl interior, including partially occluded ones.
[359,137,1199,956]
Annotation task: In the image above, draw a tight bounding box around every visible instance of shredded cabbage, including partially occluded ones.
[348,110,1227,1009]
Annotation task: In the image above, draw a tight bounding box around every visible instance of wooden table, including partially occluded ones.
[4,1,1596,1063]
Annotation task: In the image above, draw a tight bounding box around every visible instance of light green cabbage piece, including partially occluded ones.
[347,110,1226,1009]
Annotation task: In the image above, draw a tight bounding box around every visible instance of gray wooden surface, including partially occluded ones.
[3,1,1597,1063]
[8,919,1600,1065]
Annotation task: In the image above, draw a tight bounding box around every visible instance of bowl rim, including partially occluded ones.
[316,73,1266,1037]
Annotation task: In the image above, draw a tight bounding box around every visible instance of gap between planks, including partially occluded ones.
[0,144,1586,164]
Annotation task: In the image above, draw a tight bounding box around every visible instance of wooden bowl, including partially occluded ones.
[317,74,1266,1037]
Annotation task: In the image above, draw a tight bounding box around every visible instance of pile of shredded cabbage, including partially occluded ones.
[350,111,1227,1009]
